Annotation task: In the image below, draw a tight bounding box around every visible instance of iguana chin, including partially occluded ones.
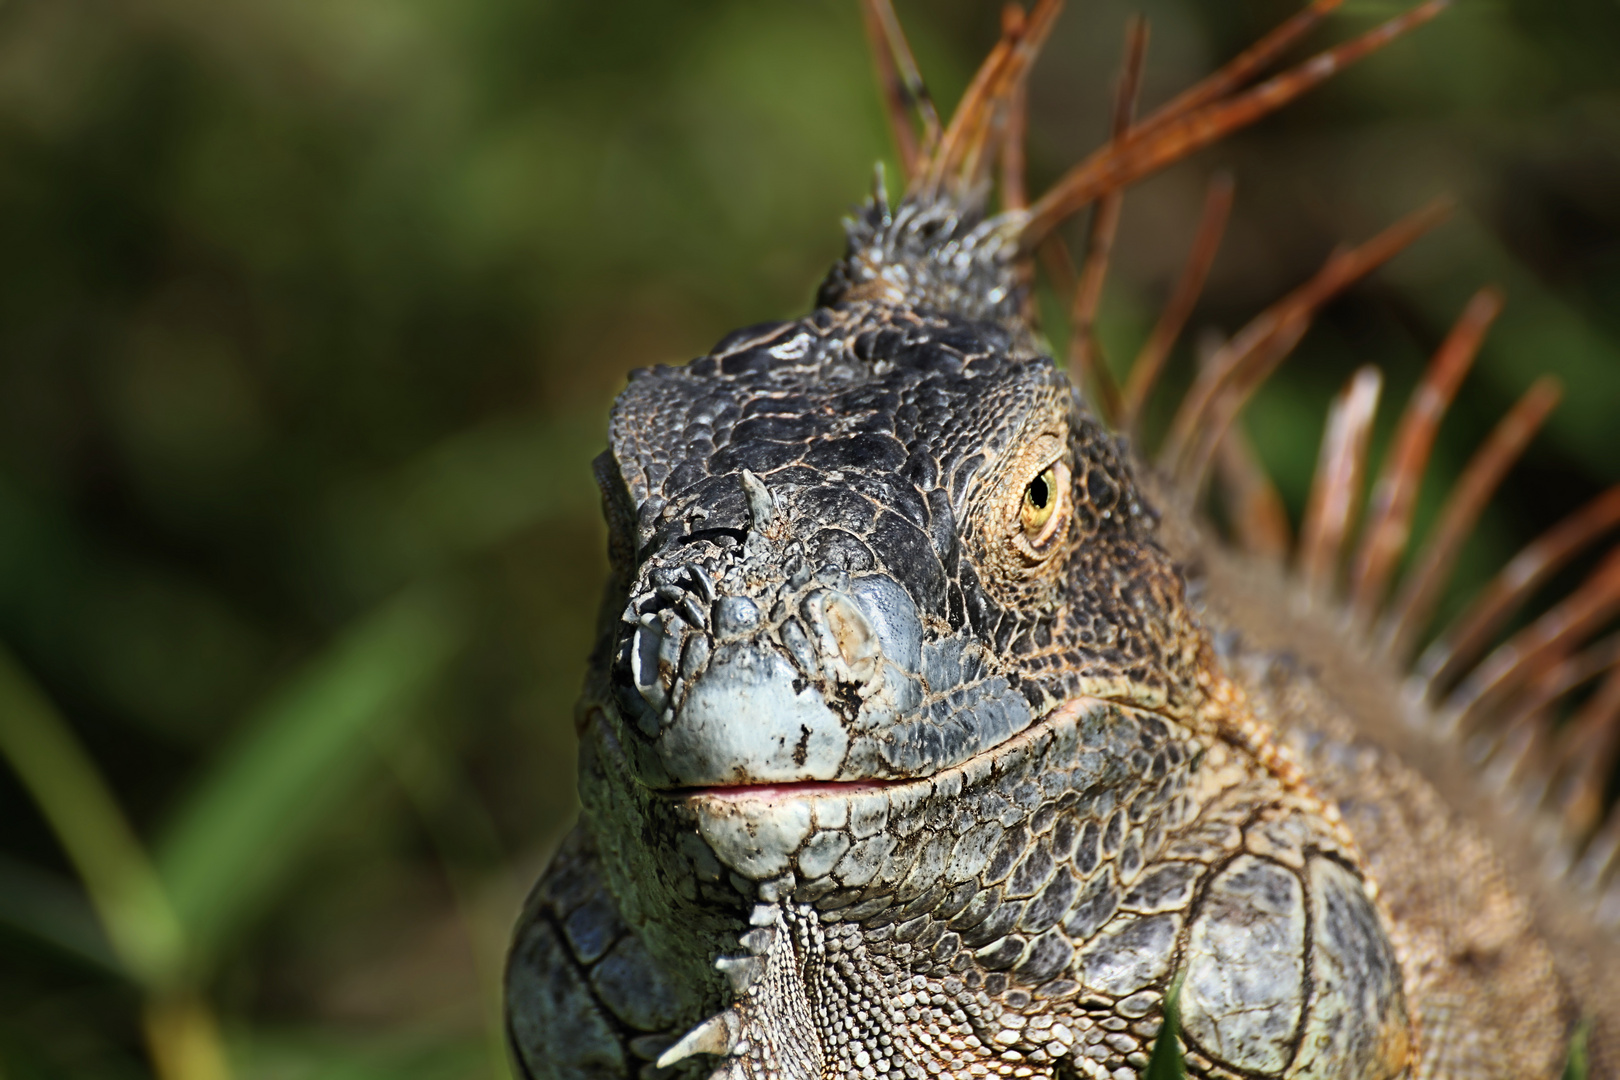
[504,2,1620,1077]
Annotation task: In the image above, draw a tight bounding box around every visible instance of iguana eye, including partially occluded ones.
[1019,461,1068,548]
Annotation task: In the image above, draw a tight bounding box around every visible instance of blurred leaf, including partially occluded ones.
[0,643,185,988]
[0,478,273,744]
[155,585,466,962]
[377,732,516,1080]
[319,415,602,600]
[1388,211,1620,476]
[231,1029,489,1080]
[0,853,121,976]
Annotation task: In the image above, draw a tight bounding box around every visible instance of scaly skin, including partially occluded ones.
[504,18,1612,1080]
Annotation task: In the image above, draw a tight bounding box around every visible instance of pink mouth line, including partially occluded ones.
[659,696,1118,804]
[680,778,899,801]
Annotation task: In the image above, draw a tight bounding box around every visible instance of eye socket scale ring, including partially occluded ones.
[1019,460,1070,551]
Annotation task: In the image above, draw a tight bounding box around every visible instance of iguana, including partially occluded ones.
[504,2,1620,1077]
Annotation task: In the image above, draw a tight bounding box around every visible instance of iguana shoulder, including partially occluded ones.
[1157,480,1614,1077]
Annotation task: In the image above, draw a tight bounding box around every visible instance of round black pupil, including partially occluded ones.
[1028,474,1050,509]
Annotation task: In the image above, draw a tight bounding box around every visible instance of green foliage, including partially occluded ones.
[0,0,1616,1076]
[1564,1019,1591,1080]
[0,644,184,990]
[155,585,466,963]
[1145,971,1187,1080]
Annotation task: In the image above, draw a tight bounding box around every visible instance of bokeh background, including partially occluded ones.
[0,0,1616,1077]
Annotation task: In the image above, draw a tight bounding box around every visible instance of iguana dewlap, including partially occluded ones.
[505,3,1620,1077]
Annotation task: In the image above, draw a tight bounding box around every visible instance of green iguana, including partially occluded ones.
[504,2,1620,1076]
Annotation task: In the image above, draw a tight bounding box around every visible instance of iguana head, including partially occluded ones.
[547,6,1435,1077]
[593,203,1205,793]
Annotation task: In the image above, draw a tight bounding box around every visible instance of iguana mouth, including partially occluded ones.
[658,694,1110,809]
[679,778,900,800]
[663,689,1194,803]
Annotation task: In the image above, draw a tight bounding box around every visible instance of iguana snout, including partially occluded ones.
[610,465,1053,787]
[620,550,923,786]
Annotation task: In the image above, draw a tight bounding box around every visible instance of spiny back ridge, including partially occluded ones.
[816,186,1027,335]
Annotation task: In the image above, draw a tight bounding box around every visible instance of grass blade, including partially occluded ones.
[156,584,465,961]
[1145,969,1187,1080]
[0,854,122,975]
[1564,1019,1590,1080]
[0,642,185,988]
[0,644,233,1079]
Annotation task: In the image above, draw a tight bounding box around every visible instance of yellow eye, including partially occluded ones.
[1021,465,1061,543]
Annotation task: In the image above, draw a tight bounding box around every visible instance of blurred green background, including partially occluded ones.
[0,0,1616,1077]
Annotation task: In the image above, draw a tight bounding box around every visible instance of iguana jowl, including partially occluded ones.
[505,3,1620,1077]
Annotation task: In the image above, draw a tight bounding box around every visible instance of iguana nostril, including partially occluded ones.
[846,574,922,674]
[805,588,881,685]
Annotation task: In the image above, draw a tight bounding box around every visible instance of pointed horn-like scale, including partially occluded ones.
[859,0,941,182]
[1417,485,1620,697]
[1298,367,1383,600]
[1021,0,1449,248]
[740,469,776,533]
[1162,200,1450,488]
[1374,376,1563,667]
[1347,287,1503,627]
[1122,172,1233,435]
[657,1010,744,1069]
[1066,16,1149,425]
